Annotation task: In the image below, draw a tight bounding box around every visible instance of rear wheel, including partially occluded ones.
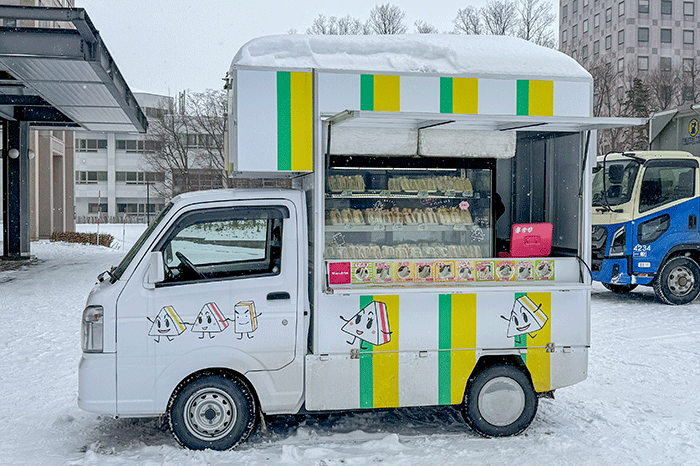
[168,374,257,450]
[461,364,538,437]
[653,256,700,305]
[602,283,638,293]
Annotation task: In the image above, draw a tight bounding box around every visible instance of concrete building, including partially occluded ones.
[560,0,700,91]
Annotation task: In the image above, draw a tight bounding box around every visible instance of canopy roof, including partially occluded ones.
[0,5,146,133]
[232,34,591,81]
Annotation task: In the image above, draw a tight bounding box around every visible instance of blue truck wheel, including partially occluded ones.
[653,256,700,305]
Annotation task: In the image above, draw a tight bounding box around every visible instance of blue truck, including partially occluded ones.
[592,150,700,304]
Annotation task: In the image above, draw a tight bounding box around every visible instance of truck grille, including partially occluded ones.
[591,225,608,272]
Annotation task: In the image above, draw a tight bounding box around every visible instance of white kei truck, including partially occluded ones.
[78,34,642,450]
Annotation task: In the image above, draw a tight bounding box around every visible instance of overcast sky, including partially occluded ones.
[76,0,558,97]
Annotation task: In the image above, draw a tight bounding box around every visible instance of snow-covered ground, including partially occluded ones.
[1,224,699,466]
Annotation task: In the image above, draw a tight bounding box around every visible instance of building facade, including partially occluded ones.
[560,0,700,91]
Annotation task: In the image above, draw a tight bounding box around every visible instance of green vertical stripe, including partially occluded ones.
[516,80,529,116]
[359,295,374,408]
[360,74,374,111]
[514,292,527,363]
[440,77,453,113]
[277,71,292,170]
[438,294,452,405]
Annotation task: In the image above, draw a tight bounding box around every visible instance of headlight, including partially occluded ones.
[609,226,626,256]
[638,214,670,245]
[82,305,104,353]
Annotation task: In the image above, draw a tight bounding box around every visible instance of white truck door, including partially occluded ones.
[115,202,299,415]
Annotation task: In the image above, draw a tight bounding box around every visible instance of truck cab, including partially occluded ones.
[591,150,700,304]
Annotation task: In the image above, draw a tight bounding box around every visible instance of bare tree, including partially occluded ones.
[307,14,368,35]
[368,3,407,34]
[516,0,555,47]
[415,19,438,34]
[453,6,482,34]
[646,66,683,111]
[482,0,518,36]
[680,58,700,104]
[144,90,227,198]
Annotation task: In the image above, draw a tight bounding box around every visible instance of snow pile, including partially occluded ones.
[232,34,591,80]
[0,224,699,465]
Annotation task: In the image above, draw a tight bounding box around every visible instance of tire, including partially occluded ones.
[461,364,538,437]
[602,283,638,293]
[168,374,257,450]
[653,256,700,305]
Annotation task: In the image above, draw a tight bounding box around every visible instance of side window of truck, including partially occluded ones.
[639,161,696,213]
[155,206,288,285]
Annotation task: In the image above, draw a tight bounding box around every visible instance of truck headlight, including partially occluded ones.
[82,305,104,353]
[610,226,626,256]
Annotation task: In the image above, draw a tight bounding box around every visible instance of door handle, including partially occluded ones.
[267,291,290,301]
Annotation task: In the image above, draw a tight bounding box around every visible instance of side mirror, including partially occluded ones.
[148,251,165,284]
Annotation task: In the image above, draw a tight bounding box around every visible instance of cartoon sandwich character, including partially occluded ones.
[148,305,187,342]
[501,295,548,338]
[340,300,392,348]
[234,301,260,339]
[191,302,229,339]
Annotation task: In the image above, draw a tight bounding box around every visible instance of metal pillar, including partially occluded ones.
[2,119,30,259]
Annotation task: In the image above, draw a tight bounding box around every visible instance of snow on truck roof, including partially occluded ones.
[231,34,591,81]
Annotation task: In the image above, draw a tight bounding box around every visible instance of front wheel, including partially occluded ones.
[602,283,638,293]
[653,256,700,305]
[168,374,257,450]
[461,364,538,437]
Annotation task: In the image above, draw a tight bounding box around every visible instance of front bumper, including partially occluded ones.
[78,352,117,414]
[591,257,654,286]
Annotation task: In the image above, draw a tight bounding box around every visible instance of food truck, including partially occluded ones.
[78,34,643,450]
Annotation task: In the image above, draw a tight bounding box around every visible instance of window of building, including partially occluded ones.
[572,24,578,38]
[116,139,144,153]
[639,0,649,13]
[638,56,649,70]
[594,40,600,55]
[144,107,164,119]
[683,58,695,73]
[562,4,568,20]
[660,57,672,71]
[115,171,165,184]
[618,29,625,45]
[562,29,567,46]
[619,1,625,16]
[583,44,589,60]
[638,27,649,43]
[584,0,589,8]
[75,139,107,152]
[618,57,625,72]
[606,7,612,22]
[661,28,672,43]
[573,0,579,14]
[684,30,694,44]
[583,19,589,33]
[594,13,600,28]
[684,1,694,17]
[605,34,612,49]
[75,171,108,184]
[661,0,672,15]
[87,203,108,214]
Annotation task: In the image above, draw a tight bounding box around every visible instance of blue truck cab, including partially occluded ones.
[592,151,700,304]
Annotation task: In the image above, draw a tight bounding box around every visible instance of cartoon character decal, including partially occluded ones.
[148,306,187,342]
[191,302,229,339]
[501,295,548,339]
[340,300,392,349]
[234,301,260,339]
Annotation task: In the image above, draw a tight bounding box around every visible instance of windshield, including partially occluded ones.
[592,160,641,207]
[110,203,173,281]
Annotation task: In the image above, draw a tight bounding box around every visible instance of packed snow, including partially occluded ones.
[1,223,699,466]
[232,34,591,80]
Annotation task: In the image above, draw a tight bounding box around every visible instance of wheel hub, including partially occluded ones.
[184,387,236,441]
[668,266,694,296]
[477,376,526,427]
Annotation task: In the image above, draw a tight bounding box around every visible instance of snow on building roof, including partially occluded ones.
[231,34,591,81]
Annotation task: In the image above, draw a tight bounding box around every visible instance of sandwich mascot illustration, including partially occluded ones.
[340,300,392,349]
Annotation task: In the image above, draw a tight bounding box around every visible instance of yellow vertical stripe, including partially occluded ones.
[289,71,313,171]
[450,294,477,404]
[373,294,400,408]
[528,80,554,117]
[452,78,478,114]
[373,75,401,112]
[524,292,551,392]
